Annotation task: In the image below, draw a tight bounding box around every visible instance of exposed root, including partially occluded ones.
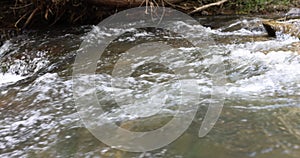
[11,0,95,28]
[10,3,33,10]
[8,0,231,29]
[14,12,29,28]
[50,8,66,26]
[23,6,40,29]
[140,0,165,24]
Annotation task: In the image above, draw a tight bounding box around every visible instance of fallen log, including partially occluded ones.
[87,0,184,7]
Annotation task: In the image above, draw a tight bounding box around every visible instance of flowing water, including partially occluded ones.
[0,15,300,158]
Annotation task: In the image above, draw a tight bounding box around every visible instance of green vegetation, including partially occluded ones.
[230,0,294,14]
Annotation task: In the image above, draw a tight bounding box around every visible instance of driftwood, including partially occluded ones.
[262,8,300,38]
[262,19,300,38]
[87,0,184,7]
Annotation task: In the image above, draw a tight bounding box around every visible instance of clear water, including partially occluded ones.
[0,16,300,158]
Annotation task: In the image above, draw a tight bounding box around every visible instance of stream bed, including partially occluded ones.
[0,15,300,158]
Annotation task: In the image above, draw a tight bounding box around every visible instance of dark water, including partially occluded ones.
[0,16,300,158]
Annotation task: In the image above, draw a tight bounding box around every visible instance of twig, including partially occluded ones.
[13,0,18,15]
[73,8,87,23]
[14,12,29,28]
[50,9,66,26]
[189,0,228,14]
[10,3,33,10]
[157,0,165,25]
[23,7,40,29]
[139,0,146,7]
[163,0,188,10]
[162,0,176,8]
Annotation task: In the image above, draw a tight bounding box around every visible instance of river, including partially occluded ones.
[0,15,300,158]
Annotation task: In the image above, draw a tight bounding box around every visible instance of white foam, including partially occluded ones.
[0,41,12,56]
[212,28,264,36]
[227,49,300,98]
[0,73,25,85]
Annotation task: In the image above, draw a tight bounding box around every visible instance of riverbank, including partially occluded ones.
[1,0,299,29]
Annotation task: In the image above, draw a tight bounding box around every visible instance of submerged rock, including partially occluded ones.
[261,41,300,55]
[119,114,173,132]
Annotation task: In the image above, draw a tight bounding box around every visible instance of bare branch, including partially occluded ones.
[189,0,228,14]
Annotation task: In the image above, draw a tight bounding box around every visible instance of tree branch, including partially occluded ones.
[189,0,228,14]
